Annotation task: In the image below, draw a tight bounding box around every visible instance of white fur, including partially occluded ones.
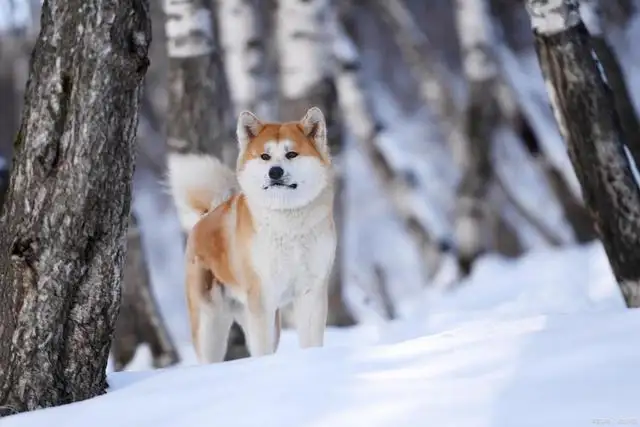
[166,153,238,231]
[246,188,336,352]
[238,139,331,211]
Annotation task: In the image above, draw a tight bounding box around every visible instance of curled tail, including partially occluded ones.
[166,153,238,231]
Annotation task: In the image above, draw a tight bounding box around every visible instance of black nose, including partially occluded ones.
[268,166,284,180]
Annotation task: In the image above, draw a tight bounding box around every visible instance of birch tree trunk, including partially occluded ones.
[277,0,355,326]
[111,213,180,371]
[453,0,502,274]
[163,0,236,163]
[580,0,640,167]
[525,0,640,307]
[218,0,273,119]
[330,12,444,283]
[163,0,250,360]
[0,0,151,415]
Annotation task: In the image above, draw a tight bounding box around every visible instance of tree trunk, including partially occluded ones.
[580,0,640,168]
[163,0,250,360]
[525,0,640,307]
[277,0,355,326]
[111,213,180,371]
[330,12,443,284]
[0,0,150,415]
[218,0,273,119]
[453,0,525,275]
[163,0,236,163]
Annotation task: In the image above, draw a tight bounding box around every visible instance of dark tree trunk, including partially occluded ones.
[526,0,640,307]
[580,0,640,169]
[111,214,180,371]
[277,0,355,327]
[163,0,249,360]
[0,0,150,415]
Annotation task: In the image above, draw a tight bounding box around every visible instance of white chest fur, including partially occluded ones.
[250,208,336,308]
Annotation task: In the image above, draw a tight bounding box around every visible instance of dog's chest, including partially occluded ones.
[250,222,335,303]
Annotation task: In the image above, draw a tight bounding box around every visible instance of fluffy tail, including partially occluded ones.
[166,153,238,231]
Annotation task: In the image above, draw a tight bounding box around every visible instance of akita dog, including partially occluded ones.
[167,107,336,363]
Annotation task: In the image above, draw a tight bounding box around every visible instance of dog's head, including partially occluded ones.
[236,107,333,211]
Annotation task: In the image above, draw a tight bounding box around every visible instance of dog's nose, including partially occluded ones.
[268,166,284,180]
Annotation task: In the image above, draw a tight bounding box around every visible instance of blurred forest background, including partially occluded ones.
[0,0,638,371]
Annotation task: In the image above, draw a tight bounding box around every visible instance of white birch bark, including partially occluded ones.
[163,0,215,58]
[526,0,581,35]
[218,0,272,118]
[277,0,331,99]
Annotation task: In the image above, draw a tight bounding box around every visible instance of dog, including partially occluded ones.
[167,107,336,363]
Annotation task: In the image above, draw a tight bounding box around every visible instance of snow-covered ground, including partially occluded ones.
[5,241,640,427]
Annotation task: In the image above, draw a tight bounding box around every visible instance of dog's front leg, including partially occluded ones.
[293,282,328,348]
[244,291,278,357]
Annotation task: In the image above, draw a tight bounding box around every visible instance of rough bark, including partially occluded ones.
[525,0,640,307]
[277,0,355,326]
[330,13,443,283]
[580,0,640,169]
[218,0,273,119]
[163,0,250,359]
[111,213,180,371]
[0,0,151,415]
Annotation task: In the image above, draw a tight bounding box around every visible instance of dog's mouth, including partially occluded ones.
[264,180,298,190]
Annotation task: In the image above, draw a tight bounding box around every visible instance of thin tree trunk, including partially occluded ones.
[111,213,180,371]
[163,0,249,360]
[0,0,150,415]
[277,0,355,326]
[218,0,273,119]
[163,0,236,163]
[580,0,640,168]
[330,13,444,283]
[453,0,526,274]
[525,0,640,307]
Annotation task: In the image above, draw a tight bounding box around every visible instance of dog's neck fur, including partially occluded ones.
[244,184,334,235]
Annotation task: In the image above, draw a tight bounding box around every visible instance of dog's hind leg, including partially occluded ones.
[197,282,234,364]
[185,253,233,364]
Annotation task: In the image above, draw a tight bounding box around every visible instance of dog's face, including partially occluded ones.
[236,107,332,211]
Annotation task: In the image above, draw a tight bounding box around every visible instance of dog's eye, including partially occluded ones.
[285,151,298,159]
[260,153,271,161]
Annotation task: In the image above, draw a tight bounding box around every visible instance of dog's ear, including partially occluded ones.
[237,111,263,151]
[300,106,329,156]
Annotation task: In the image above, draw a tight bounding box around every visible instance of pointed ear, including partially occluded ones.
[300,106,328,155]
[237,111,263,151]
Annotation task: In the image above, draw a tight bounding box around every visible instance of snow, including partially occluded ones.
[5,240,640,427]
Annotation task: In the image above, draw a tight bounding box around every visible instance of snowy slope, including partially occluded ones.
[5,242,640,427]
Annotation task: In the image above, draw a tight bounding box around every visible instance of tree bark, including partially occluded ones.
[218,0,274,119]
[163,0,250,360]
[163,0,236,164]
[453,0,525,274]
[580,0,640,169]
[111,213,180,371]
[525,0,640,307]
[0,0,150,415]
[277,0,355,326]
